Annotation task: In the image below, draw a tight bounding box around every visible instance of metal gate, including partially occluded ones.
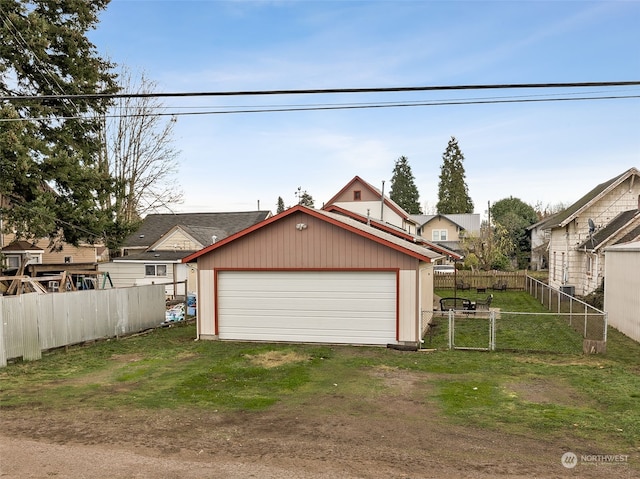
[448,310,496,351]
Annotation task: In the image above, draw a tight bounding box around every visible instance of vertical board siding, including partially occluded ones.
[605,249,640,342]
[198,212,417,271]
[198,269,215,337]
[398,270,417,342]
[0,285,166,366]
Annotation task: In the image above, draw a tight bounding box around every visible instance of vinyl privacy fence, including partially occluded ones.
[0,284,166,367]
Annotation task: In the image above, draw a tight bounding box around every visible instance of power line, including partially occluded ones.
[1,92,638,122]
[3,80,640,102]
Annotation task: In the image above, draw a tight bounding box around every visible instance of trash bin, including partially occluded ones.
[186,293,197,316]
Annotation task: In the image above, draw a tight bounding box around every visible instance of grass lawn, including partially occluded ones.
[1,293,640,451]
[431,290,596,353]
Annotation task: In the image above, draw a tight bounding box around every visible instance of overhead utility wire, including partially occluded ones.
[3,80,640,102]
[97,88,638,112]
[2,93,638,122]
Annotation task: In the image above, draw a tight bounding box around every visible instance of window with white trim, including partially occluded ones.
[145,264,167,277]
[6,255,20,269]
[432,229,448,241]
[586,255,593,276]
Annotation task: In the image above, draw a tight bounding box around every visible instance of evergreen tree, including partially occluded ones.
[389,156,421,214]
[436,137,474,214]
[0,0,118,247]
[295,187,314,208]
[276,196,285,214]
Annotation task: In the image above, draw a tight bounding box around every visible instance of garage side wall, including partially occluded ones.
[604,247,640,342]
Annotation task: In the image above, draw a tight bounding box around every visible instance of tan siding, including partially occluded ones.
[155,230,202,251]
[2,234,99,264]
[198,269,215,337]
[398,270,417,342]
[422,217,461,241]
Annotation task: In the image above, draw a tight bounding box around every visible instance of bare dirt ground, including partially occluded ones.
[0,369,636,479]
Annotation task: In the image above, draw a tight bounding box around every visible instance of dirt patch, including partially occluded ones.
[246,350,311,368]
[2,366,631,479]
[505,377,589,406]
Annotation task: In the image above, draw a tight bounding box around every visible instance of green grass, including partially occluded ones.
[432,290,588,353]
[1,311,640,451]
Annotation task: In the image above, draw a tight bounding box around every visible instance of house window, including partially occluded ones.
[432,230,448,241]
[552,252,557,281]
[6,255,20,269]
[586,255,593,276]
[145,264,167,277]
[353,190,361,200]
[64,256,72,264]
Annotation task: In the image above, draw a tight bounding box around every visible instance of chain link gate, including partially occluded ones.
[448,309,496,351]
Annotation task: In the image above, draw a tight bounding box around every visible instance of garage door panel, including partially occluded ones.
[217,271,396,344]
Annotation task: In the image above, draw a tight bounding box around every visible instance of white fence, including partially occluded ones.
[0,284,166,367]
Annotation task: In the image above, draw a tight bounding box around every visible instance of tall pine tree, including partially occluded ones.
[389,156,421,214]
[436,137,474,214]
[0,0,118,248]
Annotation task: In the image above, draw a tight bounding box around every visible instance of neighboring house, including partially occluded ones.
[323,176,421,235]
[99,211,271,298]
[1,234,107,272]
[323,176,462,261]
[1,191,107,272]
[604,241,640,343]
[527,215,556,271]
[543,167,640,296]
[182,205,442,346]
[410,213,481,256]
[0,240,44,270]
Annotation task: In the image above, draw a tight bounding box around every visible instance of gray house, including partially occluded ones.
[99,211,271,298]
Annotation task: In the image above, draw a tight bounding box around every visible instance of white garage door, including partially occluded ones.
[217,271,397,345]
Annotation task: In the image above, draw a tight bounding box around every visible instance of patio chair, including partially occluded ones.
[474,294,493,311]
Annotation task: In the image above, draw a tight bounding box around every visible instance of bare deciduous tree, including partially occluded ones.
[100,67,183,226]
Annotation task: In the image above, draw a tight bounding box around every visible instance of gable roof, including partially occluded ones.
[122,211,271,248]
[411,213,480,233]
[544,168,640,229]
[182,205,442,264]
[147,224,227,251]
[323,176,418,225]
[324,204,463,259]
[577,209,640,251]
[1,240,43,252]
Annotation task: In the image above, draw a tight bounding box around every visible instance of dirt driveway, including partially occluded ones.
[0,369,635,478]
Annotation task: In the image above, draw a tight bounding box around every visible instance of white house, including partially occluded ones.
[543,167,640,296]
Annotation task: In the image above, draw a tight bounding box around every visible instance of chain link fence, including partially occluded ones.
[423,308,605,354]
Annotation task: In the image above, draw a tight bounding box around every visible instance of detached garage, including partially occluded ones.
[183,205,441,346]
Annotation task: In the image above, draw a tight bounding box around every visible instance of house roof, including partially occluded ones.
[543,168,640,229]
[1,240,43,252]
[323,176,418,225]
[614,222,640,245]
[182,205,443,264]
[122,211,271,248]
[577,209,640,251]
[114,250,196,263]
[410,213,481,233]
[324,204,463,259]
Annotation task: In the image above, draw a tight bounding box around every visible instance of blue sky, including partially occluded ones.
[89,0,640,218]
